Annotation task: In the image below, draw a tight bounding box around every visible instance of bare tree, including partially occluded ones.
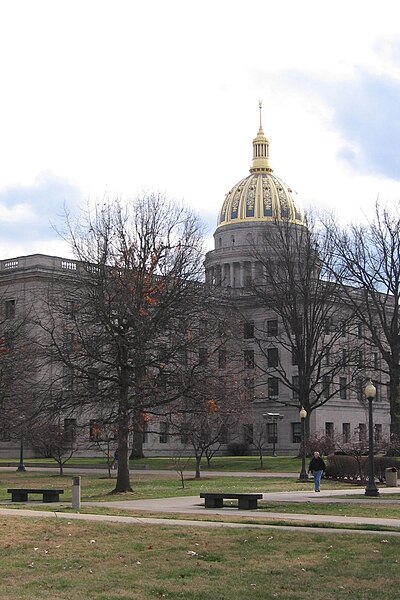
[327,201,400,435]
[37,193,206,492]
[251,215,360,437]
[89,420,118,478]
[169,364,248,478]
[0,290,39,444]
[29,416,78,475]
[250,422,268,468]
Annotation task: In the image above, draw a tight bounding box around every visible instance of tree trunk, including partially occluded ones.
[130,411,145,459]
[389,365,400,437]
[114,380,133,492]
[195,454,201,479]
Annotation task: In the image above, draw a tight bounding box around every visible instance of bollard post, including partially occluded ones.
[72,476,81,509]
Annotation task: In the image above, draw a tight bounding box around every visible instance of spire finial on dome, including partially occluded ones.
[250,101,272,174]
[258,100,263,131]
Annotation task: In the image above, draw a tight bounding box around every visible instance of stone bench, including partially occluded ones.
[200,492,263,510]
[7,488,64,503]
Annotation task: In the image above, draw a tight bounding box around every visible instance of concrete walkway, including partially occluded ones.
[1,485,400,535]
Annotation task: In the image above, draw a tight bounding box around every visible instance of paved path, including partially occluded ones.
[1,486,400,535]
[1,506,400,536]
[1,467,400,535]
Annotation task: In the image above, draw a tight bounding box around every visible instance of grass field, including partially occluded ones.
[1,465,400,598]
[1,515,399,600]
[0,470,353,502]
[0,454,302,472]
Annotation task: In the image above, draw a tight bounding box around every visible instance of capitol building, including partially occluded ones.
[0,108,392,457]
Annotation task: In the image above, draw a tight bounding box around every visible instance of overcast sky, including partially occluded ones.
[1,0,400,257]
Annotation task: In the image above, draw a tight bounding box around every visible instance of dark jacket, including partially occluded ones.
[308,456,326,473]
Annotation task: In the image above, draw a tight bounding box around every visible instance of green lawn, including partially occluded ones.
[0,471,321,502]
[0,515,399,599]
[0,454,302,472]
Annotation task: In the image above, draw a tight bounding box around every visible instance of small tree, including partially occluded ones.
[250,422,268,468]
[89,420,118,478]
[29,418,78,475]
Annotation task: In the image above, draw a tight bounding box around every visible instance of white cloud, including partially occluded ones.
[0,0,400,255]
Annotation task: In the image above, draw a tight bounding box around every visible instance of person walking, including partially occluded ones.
[308,451,326,492]
[111,448,119,470]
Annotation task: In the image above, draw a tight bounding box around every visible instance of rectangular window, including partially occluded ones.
[0,428,11,441]
[218,349,227,369]
[177,348,188,366]
[88,368,99,395]
[356,378,363,402]
[244,349,254,369]
[375,424,382,444]
[325,422,334,437]
[268,377,279,398]
[339,377,347,400]
[142,421,149,444]
[340,320,347,338]
[291,422,302,444]
[64,418,77,443]
[5,299,15,319]
[160,422,169,444]
[65,300,76,319]
[220,424,228,444]
[341,348,347,366]
[63,332,74,354]
[342,422,350,444]
[89,419,103,441]
[291,350,298,366]
[244,378,254,401]
[62,366,73,391]
[322,375,330,399]
[267,319,278,336]
[242,424,253,445]
[358,350,363,368]
[180,426,189,445]
[292,375,299,400]
[267,347,279,367]
[358,423,367,442]
[267,422,278,444]
[373,352,379,370]
[323,317,331,335]
[324,348,330,367]
[199,318,208,337]
[243,321,255,339]
[357,322,363,338]
[199,348,208,366]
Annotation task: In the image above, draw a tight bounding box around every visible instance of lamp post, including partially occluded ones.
[263,413,283,456]
[16,420,26,473]
[298,406,308,480]
[365,380,379,497]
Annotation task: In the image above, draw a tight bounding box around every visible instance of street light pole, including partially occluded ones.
[298,406,308,480]
[16,428,26,473]
[365,380,379,497]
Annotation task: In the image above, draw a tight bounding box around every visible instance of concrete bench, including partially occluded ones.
[7,488,64,503]
[200,492,263,510]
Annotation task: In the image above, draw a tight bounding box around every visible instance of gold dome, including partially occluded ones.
[217,103,305,229]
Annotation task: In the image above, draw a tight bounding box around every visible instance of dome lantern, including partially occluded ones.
[250,101,272,174]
